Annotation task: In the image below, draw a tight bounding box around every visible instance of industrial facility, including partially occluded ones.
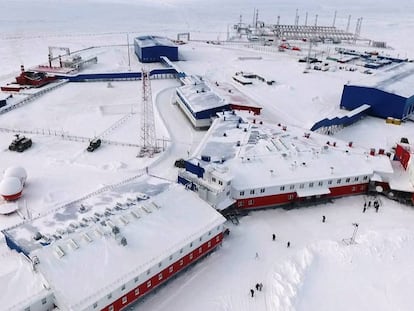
[134,35,178,63]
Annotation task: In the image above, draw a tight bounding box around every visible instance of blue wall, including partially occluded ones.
[340,85,411,119]
[135,44,178,63]
[184,161,205,178]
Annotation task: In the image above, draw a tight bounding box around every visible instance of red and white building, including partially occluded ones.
[2,179,226,311]
[178,111,414,210]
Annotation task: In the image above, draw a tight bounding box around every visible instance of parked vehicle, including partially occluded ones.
[87,138,101,152]
[9,134,32,152]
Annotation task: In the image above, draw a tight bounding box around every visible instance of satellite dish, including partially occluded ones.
[376,185,383,193]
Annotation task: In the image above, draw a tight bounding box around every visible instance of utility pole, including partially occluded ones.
[127,33,131,71]
[332,10,337,27]
[304,12,308,26]
[346,15,352,32]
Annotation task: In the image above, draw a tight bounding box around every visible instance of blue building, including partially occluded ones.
[134,36,178,63]
[0,93,11,108]
[176,81,230,128]
[340,65,414,120]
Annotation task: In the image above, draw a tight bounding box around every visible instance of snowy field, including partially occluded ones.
[1,0,414,310]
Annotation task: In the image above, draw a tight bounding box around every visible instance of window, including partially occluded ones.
[238,201,244,207]
[107,293,113,300]
[169,266,174,273]
[299,184,304,189]
[190,242,193,247]
[360,185,365,191]
[199,237,202,242]
[216,236,220,242]
[363,176,368,180]
[122,296,128,304]
[288,194,294,200]
[41,298,47,305]
[212,177,216,182]
[219,180,223,185]
[346,178,351,183]
[318,181,323,186]
[147,269,151,275]
[280,186,285,191]
[240,191,245,196]
[354,177,359,181]
[135,288,140,296]
[180,248,183,254]
[199,247,202,254]
[158,262,162,268]
[24,308,30,311]
[328,180,333,185]
[260,188,265,193]
[158,273,163,280]
[352,186,356,191]
[290,185,295,190]
[309,182,314,187]
[169,255,173,260]
[227,181,231,185]
[250,189,255,194]
[189,253,193,260]
[93,302,98,308]
[109,306,114,311]
[337,179,341,184]
[226,191,230,196]
[248,199,254,205]
[208,231,211,236]
[134,277,139,283]
[180,259,184,266]
[208,241,211,247]
[121,284,126,291]
[147,280,152,288]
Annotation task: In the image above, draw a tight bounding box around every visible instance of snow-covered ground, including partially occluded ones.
[1,1,414,310]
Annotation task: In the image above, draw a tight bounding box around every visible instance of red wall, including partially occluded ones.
[101,232,223,311]
[395,144,411,170]
[236,183,369,209]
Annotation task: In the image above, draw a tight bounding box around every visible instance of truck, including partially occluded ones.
[87,138,101,152]
[9,134,32,152]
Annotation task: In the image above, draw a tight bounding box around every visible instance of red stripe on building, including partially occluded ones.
[101,232,223,311]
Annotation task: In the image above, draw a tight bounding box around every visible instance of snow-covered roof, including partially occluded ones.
[350,63,414,98]
[135,35,176,48]
[190,111,394,190]
[211,82,262,109]
[0,93,11,101]
[177,82,227,113]
[4,177,225,310]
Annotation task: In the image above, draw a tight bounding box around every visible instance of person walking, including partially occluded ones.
[363,207,366,213]
[255,283,260,291]
[259,283,263,291]
[322,215,326,223]
[272,233,276,241]
[255,252,259,259]
[287,241,290,248]
[250,289,254,297]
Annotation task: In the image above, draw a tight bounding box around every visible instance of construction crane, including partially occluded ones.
[138,69,158,157]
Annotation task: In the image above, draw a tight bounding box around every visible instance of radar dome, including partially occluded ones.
[4,166,27,185]
[0,177,23,201]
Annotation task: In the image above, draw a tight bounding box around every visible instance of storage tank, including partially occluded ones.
[0,177,23,201]
[4,166,27,185]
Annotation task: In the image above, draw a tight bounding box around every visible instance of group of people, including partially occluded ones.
[363,199,380,213]
[250,283,264,297]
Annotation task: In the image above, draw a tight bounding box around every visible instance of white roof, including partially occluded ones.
[350,63,414,98]
[0,177,22,196]
[5,178,225,310]
[135,35,176,48]
[177,82,227,113]
[0,93,11,101]
[211,82,262,109]
[190,111,394,190]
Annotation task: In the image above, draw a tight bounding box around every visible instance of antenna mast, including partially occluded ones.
[138,69,158,157]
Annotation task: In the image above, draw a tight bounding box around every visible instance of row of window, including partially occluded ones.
[97,229,222,310]
[211,177,231,186]
[239,176,369,196]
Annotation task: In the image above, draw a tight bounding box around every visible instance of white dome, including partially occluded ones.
[0,177,23,196]
[4,166,27,185]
